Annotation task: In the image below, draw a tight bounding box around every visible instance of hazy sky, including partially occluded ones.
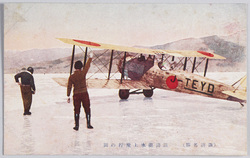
[4,3,247,51]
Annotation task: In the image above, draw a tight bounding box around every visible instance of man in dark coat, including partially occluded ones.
[14,67,36,115]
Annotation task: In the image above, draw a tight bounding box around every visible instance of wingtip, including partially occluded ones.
[56,38,72,44]
[56,38,65,41]
[212,51,226,59]
[215,54,226,60]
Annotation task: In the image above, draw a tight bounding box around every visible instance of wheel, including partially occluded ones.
[143,89,153,98]
[119,89,130,99]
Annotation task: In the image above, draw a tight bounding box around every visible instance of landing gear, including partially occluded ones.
[119,88,154,99]
[119,89,130,99]
[143,89,154,98]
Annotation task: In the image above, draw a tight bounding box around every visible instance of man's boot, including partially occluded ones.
[86,113,93,129]
[23,109,31,115]
[73,114,79,131]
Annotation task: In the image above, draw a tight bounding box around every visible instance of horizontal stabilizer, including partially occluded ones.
[222,90,247,101]
[53,78,151,89]
[222,75,247,101]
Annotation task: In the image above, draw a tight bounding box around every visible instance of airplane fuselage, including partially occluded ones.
[140,65,238,102]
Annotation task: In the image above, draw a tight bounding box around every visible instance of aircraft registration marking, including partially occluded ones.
[73,39,101,47]
[184,78,214,96]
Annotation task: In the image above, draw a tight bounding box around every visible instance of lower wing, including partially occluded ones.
[53,78,151,89]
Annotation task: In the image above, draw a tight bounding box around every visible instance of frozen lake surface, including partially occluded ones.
[4,72,247,155]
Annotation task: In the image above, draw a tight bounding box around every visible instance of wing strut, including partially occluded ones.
[192,57,197,73]
[83,47,88,67]
[204,58,209,77]
[172,56,175,61]
[183,57,187,71]
[108,50,114,80]
[70,45,75,75]
[120,52,127,84]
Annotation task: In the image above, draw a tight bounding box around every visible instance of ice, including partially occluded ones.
[3,73,247,155]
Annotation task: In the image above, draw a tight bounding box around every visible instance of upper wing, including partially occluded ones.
[53,78,151,89]
[57,38,226,59]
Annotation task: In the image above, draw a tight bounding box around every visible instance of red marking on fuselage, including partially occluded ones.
[197,51,214,57]
[73,39,101,47]
[166,76,178,89]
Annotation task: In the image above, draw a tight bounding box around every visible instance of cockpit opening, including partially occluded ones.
[118,54,155,80]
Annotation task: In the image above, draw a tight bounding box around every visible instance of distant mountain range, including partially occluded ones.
[4,33,247,74]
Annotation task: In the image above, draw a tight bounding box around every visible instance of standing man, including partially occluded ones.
[67,53,93,131]
[14,67,36,115]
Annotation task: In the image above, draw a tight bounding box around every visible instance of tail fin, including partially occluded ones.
[222,75,247,101]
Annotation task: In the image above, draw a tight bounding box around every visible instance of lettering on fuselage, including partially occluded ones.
[184,78,214,96]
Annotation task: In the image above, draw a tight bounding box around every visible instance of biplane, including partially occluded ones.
[53,38,247,106]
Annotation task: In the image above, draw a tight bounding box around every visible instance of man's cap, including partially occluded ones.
[74,60,83,69]
[27,67,34,74]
